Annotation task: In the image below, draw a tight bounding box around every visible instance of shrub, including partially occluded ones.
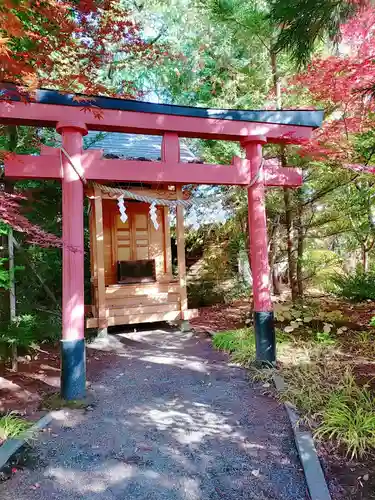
[0,412,31,442]
[302,249,341,290]
[0,315,39,351]
[187,280,225,308]
[281,351,345,419]
[0,313,62,361]
[315,375,375,458]
[330,269,375,301]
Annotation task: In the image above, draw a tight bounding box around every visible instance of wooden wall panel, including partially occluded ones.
[163,207,173,279]
[93,186,107,329]
[149,206,165,281]
[103,200,116,285]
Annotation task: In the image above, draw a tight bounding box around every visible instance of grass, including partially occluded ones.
[350,330,375,356]
[212,326,375,458]
[279,347,345,418]
[212,328,256,366]
[212,327,292,366]
[41,393,91,411]
[0,413,31,442]
[315,374,375,459]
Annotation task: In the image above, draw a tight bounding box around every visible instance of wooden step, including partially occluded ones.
[106,302,180,317]
[86,310,182,328]
[105,282,180,298]
[106,293,180,308]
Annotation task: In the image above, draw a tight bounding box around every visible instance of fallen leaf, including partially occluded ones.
[303,316,313,323]
[323,323,333,333]
[363,473,369,481]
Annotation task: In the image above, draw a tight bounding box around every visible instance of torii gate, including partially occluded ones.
[0,86,323,399]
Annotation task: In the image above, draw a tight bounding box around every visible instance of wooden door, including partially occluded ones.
[116,203,150,261]
[133,210,149,260]
[103,200,167,284]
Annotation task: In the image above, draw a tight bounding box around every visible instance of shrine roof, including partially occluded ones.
[2,86,323,129]
[86,131,197,162]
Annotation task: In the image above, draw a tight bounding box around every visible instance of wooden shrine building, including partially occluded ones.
[85,132,198,329]
[0,85,323,400]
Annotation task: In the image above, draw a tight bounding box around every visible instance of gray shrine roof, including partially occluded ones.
[86,131,197,161]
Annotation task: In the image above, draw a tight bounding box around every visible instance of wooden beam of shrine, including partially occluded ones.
[0,100,320,142]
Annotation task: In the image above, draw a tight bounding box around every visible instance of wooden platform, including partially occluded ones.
[86,282,198,328]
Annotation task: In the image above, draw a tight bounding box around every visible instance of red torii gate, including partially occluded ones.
[0,87,323,399]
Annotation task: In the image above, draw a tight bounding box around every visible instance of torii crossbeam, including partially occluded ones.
[0,85,323,399]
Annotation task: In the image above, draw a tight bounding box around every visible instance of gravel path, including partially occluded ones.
[0,328,307,499]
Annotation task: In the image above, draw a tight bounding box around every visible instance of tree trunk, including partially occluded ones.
[9,228,17,371]
[271,51,299,299]
[269,217,281,295]
[0,204,10,322]
[283,186,299,302]
[272,267,281,295]
[271,51,282,110]
[362,246,369,272]
[1,126,17,372]
[296,194,304,299]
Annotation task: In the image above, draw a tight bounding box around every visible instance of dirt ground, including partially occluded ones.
[0,344,118,421]
[1,298,375,498]
[190,300,250,333]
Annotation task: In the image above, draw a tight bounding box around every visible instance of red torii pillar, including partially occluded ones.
[243,137,275,364]
[57,122,87,400]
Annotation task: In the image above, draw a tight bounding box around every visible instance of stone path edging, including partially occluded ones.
[0,411,62,471]
[273,374,332,500]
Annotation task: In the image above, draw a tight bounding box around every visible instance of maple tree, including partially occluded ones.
[0,191,61,247]
[290,5,375,165]
[0,0,164,96]
[0,0,166,244]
